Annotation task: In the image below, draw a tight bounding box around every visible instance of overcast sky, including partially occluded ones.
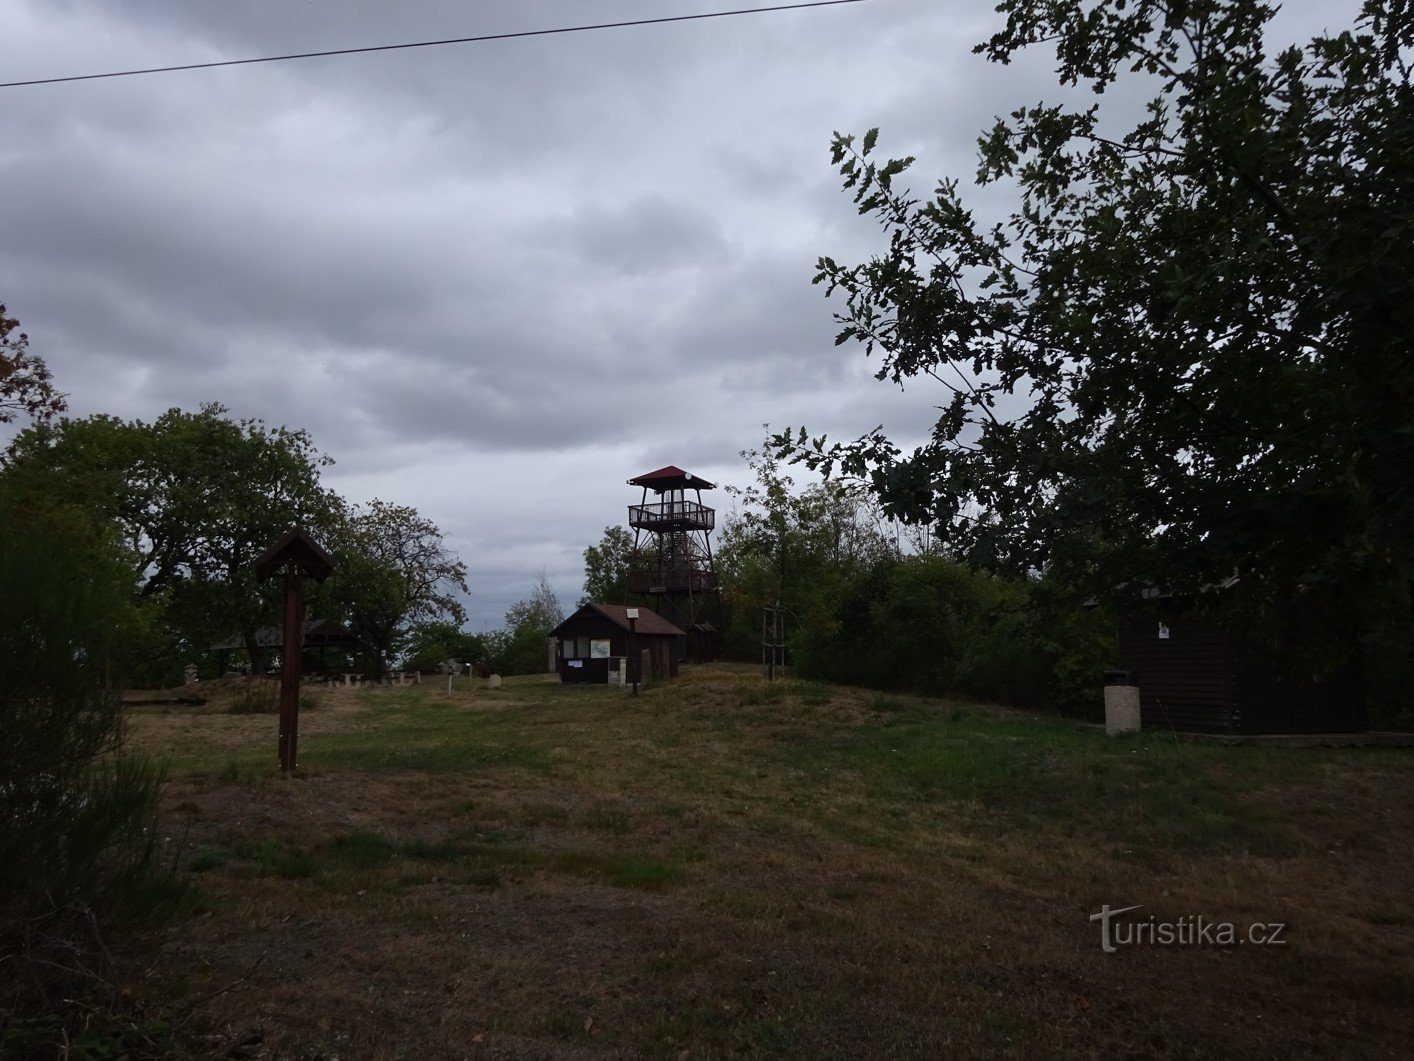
[1,0,1354,629]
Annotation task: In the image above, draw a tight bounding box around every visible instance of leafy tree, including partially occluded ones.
[714,443,1105,706]
[780,0,1414,643]
[795,553,1032,696]
[790,551,1113,714]
[0,302,66,427]
[580,525,634,606]
[519,569,566,630]
[3,404,343,679]
[717,442,896,659]
[400,621,488,674]
[500,571,563,675]
[6,403,338,597]
[322,500,468,676]
[477,627,514,676]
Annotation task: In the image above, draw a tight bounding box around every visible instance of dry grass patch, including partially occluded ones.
[110,665,1414,1059]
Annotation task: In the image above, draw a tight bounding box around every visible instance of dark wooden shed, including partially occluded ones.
[1118,602,1365,735]
[551,604,685,685]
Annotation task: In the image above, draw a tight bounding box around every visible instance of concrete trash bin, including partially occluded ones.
[1103,669,1141,735]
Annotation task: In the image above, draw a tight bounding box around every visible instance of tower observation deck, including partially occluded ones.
[625,465,717,651]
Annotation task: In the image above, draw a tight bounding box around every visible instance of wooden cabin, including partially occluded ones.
[1118,604,1365,734]
[551,604,684,685]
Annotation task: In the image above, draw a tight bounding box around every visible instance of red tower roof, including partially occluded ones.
[628,465,715,491]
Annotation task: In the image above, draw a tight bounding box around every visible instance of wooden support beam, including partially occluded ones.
[277,562,304,773]
[256,527,335,776]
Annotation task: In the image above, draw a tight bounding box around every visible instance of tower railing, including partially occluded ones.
[628,500,715,531]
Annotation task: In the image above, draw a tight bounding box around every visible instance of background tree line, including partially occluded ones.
[703,444,1115,716]
[2,401,467,685]
[401,571,565,678]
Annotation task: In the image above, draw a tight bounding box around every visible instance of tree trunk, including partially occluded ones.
[243,630,263,675]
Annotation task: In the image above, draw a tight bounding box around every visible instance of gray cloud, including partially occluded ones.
[561,193,733,276]
[11,0,1344,627]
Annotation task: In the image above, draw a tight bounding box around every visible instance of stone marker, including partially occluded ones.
[1103,670,1141,735]
[488,674,503,689]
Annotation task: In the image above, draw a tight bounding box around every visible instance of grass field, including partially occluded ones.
[116,665,1413,1059]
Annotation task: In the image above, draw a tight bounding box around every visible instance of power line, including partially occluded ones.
[1,0,871,90]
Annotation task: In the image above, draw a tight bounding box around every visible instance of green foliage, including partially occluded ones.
[7,403,339,599]
[781,0,1414,648]
[0,301,66,427]
[775,551,1114,715]
[792,554,1030,699]
[580,524,634,606]
[716,440,897,660]
[1359,579,1414,730]
[320,499,468,676]
[2,406,470,687]
[3,403,344,682]
[495,572,563,675]
[0,489,186,1015]
[0,500,137,787]
[401,621,488,674]
[1020,583,1120,718]
[497,625,551,677]
[712,441,1114,710]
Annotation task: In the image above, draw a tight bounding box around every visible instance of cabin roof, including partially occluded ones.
[551,603,686,638]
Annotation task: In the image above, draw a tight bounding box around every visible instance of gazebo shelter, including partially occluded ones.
[211,618,360,676]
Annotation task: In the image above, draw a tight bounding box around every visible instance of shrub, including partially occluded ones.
[787,553,1114,714]
[1018,583,1117,719]
[1361,580,1414,731]
[792,554,1042,700]
[0,492,185,1019]
[227,678,280,714]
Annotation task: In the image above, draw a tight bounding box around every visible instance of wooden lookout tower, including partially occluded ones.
[626,465,717,660]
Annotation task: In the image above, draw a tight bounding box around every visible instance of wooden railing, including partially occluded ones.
[628,501,715,531]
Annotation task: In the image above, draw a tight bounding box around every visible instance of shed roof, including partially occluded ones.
[211,618,359,651]
[551,603,685,638]
[627,465,715,492]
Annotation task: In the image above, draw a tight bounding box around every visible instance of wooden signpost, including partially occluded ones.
[626,607,639,696]
[254,528,335,774]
